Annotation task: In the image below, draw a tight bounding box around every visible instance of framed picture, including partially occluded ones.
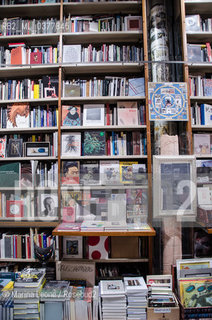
[24,142,50,157]
[83,104,105,126]
[125,16,142,31]
[63,236,83,259]
[153,156,197,220]
[6,200,24,218]
[7,139,23,157]
[39,192,58,219]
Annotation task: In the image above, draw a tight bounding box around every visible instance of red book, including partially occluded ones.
[11,46,22,65]
[206,42,212,62]
[6,200,24,218]
[106,103,110,125]
[30,52,42,64]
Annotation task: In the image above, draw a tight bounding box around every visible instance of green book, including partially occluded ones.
[0,162,20,187]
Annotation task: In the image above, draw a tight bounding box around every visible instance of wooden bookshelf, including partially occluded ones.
[0,221,58,228]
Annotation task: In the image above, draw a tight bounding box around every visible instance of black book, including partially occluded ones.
[21,235,26,259]
[42,76,59,99]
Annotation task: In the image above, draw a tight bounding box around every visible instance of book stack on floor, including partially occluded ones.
[0,278,14,320]
[99,280,126,320]
[13,268,46,320]
[124,277,148,320]
[40,280,70,320]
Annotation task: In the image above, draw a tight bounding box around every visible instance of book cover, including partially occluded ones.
[117,101,138,126]
[20,162,32,187]
[62,45,82,63]
[30,52,42,64]
[203,79,212,96]
[185,14,201,32]
[62,207,76,223]
[126,188,148,223]
[63,236,82,259]
[83,104,105,126]
[61,133,81,157]
[63,81,81,97]
[15,268,46,288]
[7,138,23,157]
[61,105,81,126]
[108,193,126,223]
[124,276,147,294]
[203,104,212,125]
[7,104,30,128]
[80,161,99,185]
[132,163,147,185]
[0,136,7,158]
[128,78,145,96]
[193,134,211,155]
[100,280,125,296]
[11,46,22,65]
[100,160,120,185]
[83,131,106,156]
[187,44,202,63]
[86,236,109,260]
[0,162,20,187]
[39,193,58,218]
[42,76,58,98]
[61,161,80,185]
[6,200,24,218]
[119,161,138,184]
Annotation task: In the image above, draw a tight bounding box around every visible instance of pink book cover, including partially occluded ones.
[57,222,81,231]
[62,207,76,223]
[117,101,138,126]
[194,134,211,155]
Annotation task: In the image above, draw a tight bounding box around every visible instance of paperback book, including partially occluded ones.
[119,161,138,184]
[83,104,105,126]
[6,104,30,128]
[61,105,81,126]
[117,101,138,126]
[61,132,81,157]
[100,160,120,185]
[80,161,99,185]
[61,161,80,185]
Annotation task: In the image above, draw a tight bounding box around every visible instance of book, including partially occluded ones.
[7,138,23,157]
[201,104,212,125]
[7,104,30,128]
[0,162,20,187]
[80,161,99,185]
[63,236,83,259]
[128,78,145,96]
[117,101,138,126]
[126,188,148,223]
[185,15,201,32]
[61,161,80,185]
[203,79,212,96]
[63,81,81,97]
[187,44,202,63]
[30,52,42,64]
[83,104,105,126]
[83,130,106,156]
[42,75,58,98]
[193,134,211,155]
[11,46,22,65]
[61,132,81,157]
[100,160,120,185]
[86,236,109,259]
[62,45,82,63]
[0,136,7,158]
[56,222,81,231]
[20,162,32,187]
[39,193,58,218]
[132,163,147,185]
[6,200,24,218]
[15,268,46,288]
[100,280,125,297]
[124,277,147,295]
[119,161,138,184]
[61,105,81,126]
[40,281,70,301]
[108,193,126,223]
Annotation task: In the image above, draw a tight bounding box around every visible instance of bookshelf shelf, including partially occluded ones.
[0,3,60,18]
[61,185,148,191]
[63,31,143,44]
[192,125,212,131]
[61,96,145,103]
[61,155,148,160]
[195,155,212,159]
[62,258,149,263]
[190,96,212,103]
[0,127,57,134]
[61,125,147,132]
[0,64,59,78]
[0,221,58,228]
[185,0,212,15]
[187,32,212,43]
[0,34,60,46]
[62,62,144,75]
[0,98,59,105]
[0,258,37,262]
[0,156,57,161]
[188,63,212,73]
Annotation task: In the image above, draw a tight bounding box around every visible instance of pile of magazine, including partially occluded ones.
[13,268,46,320]
[99,280,126,320]
[0,278,14,320]
[124,277,148,320]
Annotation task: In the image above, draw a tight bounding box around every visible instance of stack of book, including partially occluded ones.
[13,268,46,320]
[99,280,126,320]
[124,277,148,320]
[0,278,14,320]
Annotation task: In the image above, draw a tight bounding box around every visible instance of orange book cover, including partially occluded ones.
[11,46,22,65]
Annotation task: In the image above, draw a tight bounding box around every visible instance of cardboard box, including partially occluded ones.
[110,236,139,258]
[147,304,179,320]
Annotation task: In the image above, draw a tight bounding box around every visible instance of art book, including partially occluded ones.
[61,105,81,127]
[63,236,82,259]
[62,45,81,63]
[126,188,148,223]
[6,104,30,128]
[83,104,105,126]
[193,134,211,155]
[86,236,109,260]
[42,75,58,98]
[83,131,106,156]
[132,163,147,185]
[80,161,99,185]
[203,79,212,97]
[119,161,138,184]
[100,160,120,185]
[61,133,81,157]
[100,280,125,296]
[185,14,201,32]
[117,101,138,126]
[201,104,212,125]
[20,162,32,187]
[128,78,145,96]
[0,136,6,158]
[15,268,46,288]
[0,162,20,187]
[61,161,80,185]
[124,276,147,294]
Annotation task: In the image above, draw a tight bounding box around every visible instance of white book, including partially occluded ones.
[61,132,81,157]
[62,45,82,63]
[204,104,212,125]
[100,160,120,185]
[124,277,147,294]
[83,104,105,126]
[100,280,125,297]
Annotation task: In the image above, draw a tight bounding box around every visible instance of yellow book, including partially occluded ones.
[34,84,39,99]
[2,281,14,291]
[119,161,138,184]
[32,135,36,142]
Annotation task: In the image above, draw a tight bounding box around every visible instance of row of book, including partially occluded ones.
[63,77,145,98]
[186,14,212,32]
[1,0,59,4]
[63,14,142,33]
[61,131,147,157]
[0,105,58,129]
[63,43,144,63]
[191,103,212,126]
[0,132,58,158]
[62,103,146,127]
[187,43,212,63]
[0,75,59,100]
[0,44,59,66]
[189,76,212,97]
[193,133,212,156]
[0,231,54,259]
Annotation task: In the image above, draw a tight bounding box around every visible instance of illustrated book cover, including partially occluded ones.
[83,131,105,156]
[61,133,81,157]
[62,105,81,127]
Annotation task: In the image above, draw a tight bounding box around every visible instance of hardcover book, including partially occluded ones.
[187,44,202,63]
[83,104,105,126]
[126,188,148,223]
[6,200,24,218]
[0,136,6,158]
[100,280,125,296]
[203,79,212,96]
[185,14,201,32]
[201,104,212,125]
[128,77,145,96]
[61,161,80,185]
[107,193,126,223]
[62,45,82,63]
[30,52,42,64]
[61,133,81,157]
[132,163,147,185]
[86,236,109,260]
[63,236,82,259]
[193,134,211,155]
[117,101,138,126]
[7,138,23,157]
[100,160,120,185]
[0,162,20,187]
[80,161,99,185]
[61,105,81,127]
[7,104,30,128]
[42,75,58,98]
[83,131,106,156]
[20,162,32,187]
[63,81,81,97]
[119,161,138,184]
[15,268,46,288]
